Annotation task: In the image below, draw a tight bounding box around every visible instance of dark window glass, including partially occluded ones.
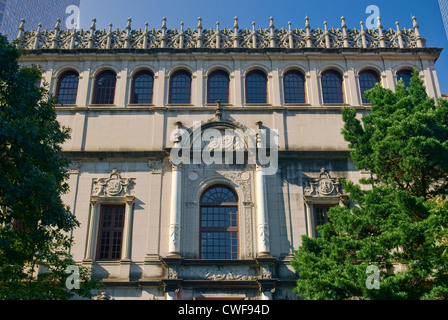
[208,70,230,104]
[200,186,238,260]
[169,70,192,104]
[397,69,413,88]
[56,71,79,105]
[284,70,306,104]
[359,70,380,104]
[131,70,154,104]
[321,70,344,104]
[96,205,125,261]
[93,71,116,105]
[313,205,334,238]
[246,70,267,104]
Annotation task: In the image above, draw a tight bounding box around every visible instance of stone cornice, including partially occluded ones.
[19,46,443,58]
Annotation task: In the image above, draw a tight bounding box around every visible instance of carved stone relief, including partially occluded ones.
[91,169,135,197]
[67,161,82,174]
[17,17,426,50]
[303,168,342,197]
[148,160,164,174]
[179,266,258,281]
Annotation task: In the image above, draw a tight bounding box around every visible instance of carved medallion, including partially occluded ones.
[240,171,250,181]
[317,178,334,195]
[188,171,199,181]
[303,168,341,197]
[91,169,135,197]
[106,178,122,196]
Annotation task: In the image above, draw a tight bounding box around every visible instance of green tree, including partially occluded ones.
[0,35,100,299]
[292,69,448,300]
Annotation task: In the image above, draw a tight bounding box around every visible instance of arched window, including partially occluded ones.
[56,70,79,105]
[169,70,192,104]
[200,185,238,260]
[397,69,413,88]
[93,70,117,105]
[131,70,154,104]
[207,70,230,104]
[246,70,268,104]
[359,70,380,104]
[283,70,306,104]
[321,70,344,104]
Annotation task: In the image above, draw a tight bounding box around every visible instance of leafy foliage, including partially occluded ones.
[292,69,448,300]
[0,35,101,299]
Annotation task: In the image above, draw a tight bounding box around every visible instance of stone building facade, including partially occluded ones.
[17,16,442,300]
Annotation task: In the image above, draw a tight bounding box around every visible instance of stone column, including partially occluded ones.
[121,196,135,260]
[255,165,270,256]
[258,279,277,300]
[169,162,182,255]
[304,199,314,238]
[162,256,182,300]
[260,291,272,300]
[84,198,100,261]
[162,280,182,300]
[165,291,176,300]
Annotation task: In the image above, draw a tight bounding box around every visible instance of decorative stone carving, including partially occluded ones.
[169,224,180,253]
[15,16,426,51]
[67,161,82,174]
[91,169,135,197]
[148,160,164,174]
[179,266,258,281]
[93,291,114,300]
[203,133,246,152]
[303,168,342,197]
[168,265,179,279]
[260,265,273,279]
[258,224,270,252]
[170,161,183,171]
[187,171,199,181]
[240,171,251,181]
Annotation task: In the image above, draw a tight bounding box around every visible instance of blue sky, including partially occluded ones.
[78,0,448,93]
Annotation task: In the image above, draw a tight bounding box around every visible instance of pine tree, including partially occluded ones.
[292,69,448,300]
[0,35,101,299]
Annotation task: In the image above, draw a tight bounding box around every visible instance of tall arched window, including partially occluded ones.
[283,70,306,104]
[246,70,268,104]
[321,70,344,104]
[200,185,238,260]
[56,70,79,105]
[397,69,413,88]
[359,70,380,104]
[131,70,154,104]
[207,70,230,104]
[169,70,192,104]
[93,70,117,105]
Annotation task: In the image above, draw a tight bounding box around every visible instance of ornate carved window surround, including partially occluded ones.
[302,168,349,238]
[84,169,136,266]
